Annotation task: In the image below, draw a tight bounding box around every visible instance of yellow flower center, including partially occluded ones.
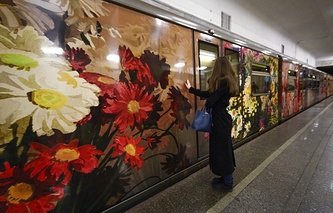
[30,89,67,110]
[0,53,38,70]
[127,100,140,114]
[98,76,115,84]
[6,182,34,204]
[55,148,80,162]
[124,144,136,156]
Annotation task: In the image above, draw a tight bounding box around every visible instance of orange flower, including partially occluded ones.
[24,139,103,185]
[111,135,145,170]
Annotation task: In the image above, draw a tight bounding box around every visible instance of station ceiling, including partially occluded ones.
[235,0,333,74]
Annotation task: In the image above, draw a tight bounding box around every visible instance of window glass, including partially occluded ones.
[300,70,306,90]
[251,63,270,95]
[198,41,219,91]
[287,70,297,91]
[225,48,240,95]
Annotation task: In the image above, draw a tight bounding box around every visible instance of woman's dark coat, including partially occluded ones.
[189,80,235,176]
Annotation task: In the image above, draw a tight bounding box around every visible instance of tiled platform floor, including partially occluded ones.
[125,96,333,213]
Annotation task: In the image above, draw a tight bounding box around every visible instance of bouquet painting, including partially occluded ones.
[0,1,195,212]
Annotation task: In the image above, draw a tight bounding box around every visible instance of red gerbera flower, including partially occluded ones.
[140,50,171,89]
[118,45,156,86]
[146,132,161,150]
[168,86,192,130]
[111,135,145,170]
[24,139,104,185]
[103,82,154,132]
[65,44,91,73]
[76,72,117,125]
[79,72,116,97]
[0,162,64,213]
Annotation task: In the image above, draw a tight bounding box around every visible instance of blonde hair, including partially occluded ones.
[208,56,238,96]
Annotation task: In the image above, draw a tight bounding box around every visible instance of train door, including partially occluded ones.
[193,32,221,159]
[222,43,244,143]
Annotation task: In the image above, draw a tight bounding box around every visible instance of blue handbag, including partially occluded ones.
[191,106,212,132]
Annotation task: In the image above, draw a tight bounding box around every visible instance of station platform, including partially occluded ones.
[125,95,333,213]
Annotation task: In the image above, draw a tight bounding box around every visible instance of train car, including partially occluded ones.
[280,60,330,120]
[0,1,331,213]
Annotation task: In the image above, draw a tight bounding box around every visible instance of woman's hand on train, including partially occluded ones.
[185,80,191,89]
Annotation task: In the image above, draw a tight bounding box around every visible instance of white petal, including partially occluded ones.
[0,97,36,125]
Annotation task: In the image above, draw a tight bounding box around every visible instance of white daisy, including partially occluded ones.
[52,0,110,25]
[0,0,63,33]
[0,67,100,136]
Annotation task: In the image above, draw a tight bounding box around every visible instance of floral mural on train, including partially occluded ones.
[0,1,195,212]
[223,42,279,141]
[0,0,327,212]
[241,47,279,135]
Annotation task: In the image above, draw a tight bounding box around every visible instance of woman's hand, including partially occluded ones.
[185,80,191,89]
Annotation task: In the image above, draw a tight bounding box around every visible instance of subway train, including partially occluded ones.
[0,1,332,213]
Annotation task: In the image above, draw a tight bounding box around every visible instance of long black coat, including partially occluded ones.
[189,80,235,176]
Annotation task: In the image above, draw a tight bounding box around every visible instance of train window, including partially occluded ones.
[225,48,240,95]
[287,70,297,91]
[198,41,219,92]
[305,74,319,89]
[299,71,306,90]
[251,62,270,96]
[313,75,319,89]
[306,77,312,89]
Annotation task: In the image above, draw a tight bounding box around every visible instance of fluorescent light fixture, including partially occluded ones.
[234,39,246,45]
[197,66,207,70]
[261,50,271,55]
[106,54,120,63]
[156,14,171,20]
[232,44,241,48]
[41,47,63,55]
[155,18,165,26]
[200,50,216,58]
[174,62,185,68]
[200,33,213,40]
[173,17,198,27]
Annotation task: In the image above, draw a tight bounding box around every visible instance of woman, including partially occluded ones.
[185,56,238,192]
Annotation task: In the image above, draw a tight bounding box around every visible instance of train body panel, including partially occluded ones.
[0,1,331,213]
[281,61,300,119]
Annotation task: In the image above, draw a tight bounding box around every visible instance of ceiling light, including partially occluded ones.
[200,50,216,58]
[41,47,63,55]
[234,39,246,45]
[198,66,207,70]
[261,50,271,55]
[174,62,185,68]
[155,18,165,26]
[106,54,120,63]
[232,44,241,48]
